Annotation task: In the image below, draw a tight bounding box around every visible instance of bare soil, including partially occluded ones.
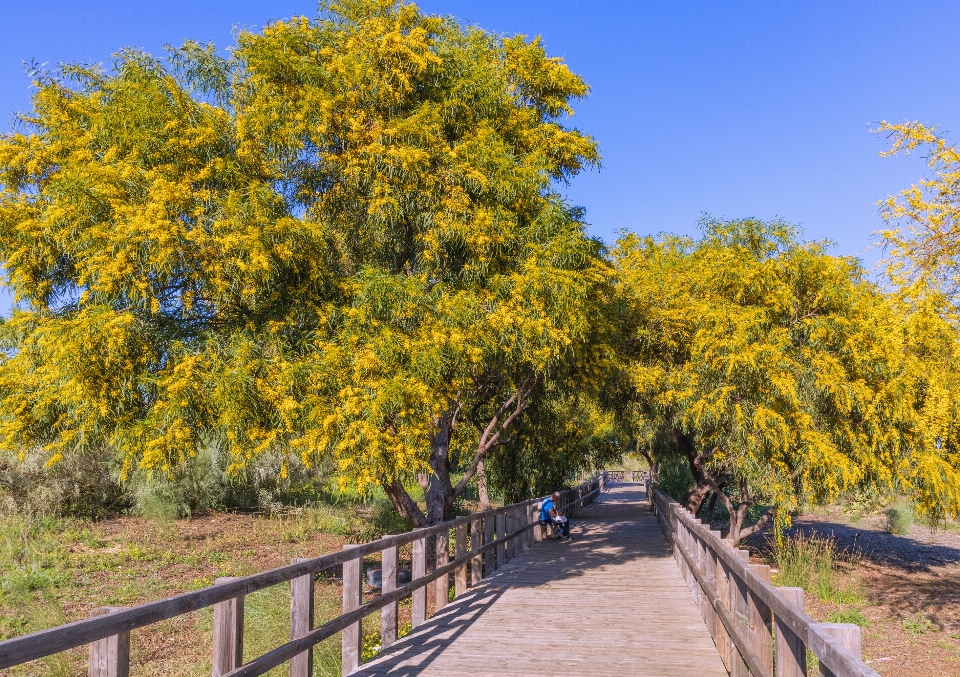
[745,509,960,677]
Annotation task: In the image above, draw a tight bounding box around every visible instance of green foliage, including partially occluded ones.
[903,615,935,636]
[0,0,610,525]
[827,608,871,627]
[656,454,695,504]
[885,500,915,536]
[612,216,960,540]
[773,533,863,604]
[0,446,124,519]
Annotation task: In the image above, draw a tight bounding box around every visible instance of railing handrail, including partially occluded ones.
[0,474,605,671]
[650,487,880,677]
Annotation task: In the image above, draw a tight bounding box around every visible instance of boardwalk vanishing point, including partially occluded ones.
[355,483,728,676]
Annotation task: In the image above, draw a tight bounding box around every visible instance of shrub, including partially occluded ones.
[0,446,125,519]
[885,500,914,536]
[656,455,695,503]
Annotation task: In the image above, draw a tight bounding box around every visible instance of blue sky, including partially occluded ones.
[2,1,960,315]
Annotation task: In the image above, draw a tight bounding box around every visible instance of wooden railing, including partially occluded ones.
[599,469,647,483]
[0,476,605,677]
[651,488,880,677]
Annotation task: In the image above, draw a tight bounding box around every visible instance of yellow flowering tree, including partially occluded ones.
[613,218,960,541]
[0,0,608,524]
[876,121,960,298]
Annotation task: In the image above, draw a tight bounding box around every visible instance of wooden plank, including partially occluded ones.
[290,559,314,677]
[818,624,862,677]
[749,564,773,675]
[496,513,506,569]
[212,578,244,677]
[455,523,468,598]
[484,516,496,576]
[412,538,426,628]
[776,587,806,677]
[0,496,556,670]
[715,541,732,671]
[87,608,128,677]
[380,545,397,651]
[434,530,449,612]
[341,546,361,676]
[732,551,750,677]
[470,519,482,585]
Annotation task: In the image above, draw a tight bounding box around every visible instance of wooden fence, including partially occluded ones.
[598,469,647,483]
[0,476,603,677]
[651,488,880,677]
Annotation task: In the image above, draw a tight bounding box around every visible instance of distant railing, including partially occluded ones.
[0,475,606,677]
[599,469,647,483]
[650,488,880,677]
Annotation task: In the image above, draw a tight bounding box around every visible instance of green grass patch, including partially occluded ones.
[773,533,863,604]
[885,500,914,536]
[827,608,871,627]
[902,615,934,636]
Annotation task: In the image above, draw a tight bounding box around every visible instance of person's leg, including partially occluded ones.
[562,520,570,537]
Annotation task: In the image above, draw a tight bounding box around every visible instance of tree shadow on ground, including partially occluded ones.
[353,483,669,675]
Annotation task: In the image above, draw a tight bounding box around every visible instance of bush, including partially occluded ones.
[885,500,914,535]
[656,454,695,503]
[0,446,125,519]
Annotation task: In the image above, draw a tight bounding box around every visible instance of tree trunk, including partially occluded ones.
[674,431,713,514]
[711,476,775,543]
[422,412,456,525]
[477,458,491,510]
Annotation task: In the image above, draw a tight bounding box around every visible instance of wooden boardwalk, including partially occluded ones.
[354,483,728,676]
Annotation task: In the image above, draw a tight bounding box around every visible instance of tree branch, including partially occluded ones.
[452,375,538,497]
[739,506,777,540]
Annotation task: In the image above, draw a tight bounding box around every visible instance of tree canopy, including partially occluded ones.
[0,0,610,524]
[613,218,960,540]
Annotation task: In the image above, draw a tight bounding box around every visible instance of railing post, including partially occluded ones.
[434,528,450,612]
[818,624,862,677]
[412,537,427,627]
[341,545,361,676]
[715,538,733,672]
[704,530,721,643]
[380,542,398,651]
[496,512,506,569]
[455,522,468,598]
[470,518,482,584]
[749,563,774,675]
[731,549,751,677]
[776,587,807,677]
[212,578,244,677]
[88,607,129,677]
[290,559,314,677]
[484,515,497,575]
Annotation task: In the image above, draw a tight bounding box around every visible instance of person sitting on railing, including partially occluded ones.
[540,491,571,541]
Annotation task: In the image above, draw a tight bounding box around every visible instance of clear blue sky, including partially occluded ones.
[2,1,960,316]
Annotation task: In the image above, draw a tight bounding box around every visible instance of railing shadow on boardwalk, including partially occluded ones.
[354,482,658,676]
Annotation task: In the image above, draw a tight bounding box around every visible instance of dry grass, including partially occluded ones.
[0,506,410,677]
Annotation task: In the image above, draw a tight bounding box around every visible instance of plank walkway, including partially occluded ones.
[354,483,729,676]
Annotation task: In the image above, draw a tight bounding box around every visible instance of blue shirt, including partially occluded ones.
[540,497,554,522]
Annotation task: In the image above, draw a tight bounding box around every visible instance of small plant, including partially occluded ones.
[827,608,871,627]
[902,615,934,636]
[773,533,862,604]
[885,500,914,536]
